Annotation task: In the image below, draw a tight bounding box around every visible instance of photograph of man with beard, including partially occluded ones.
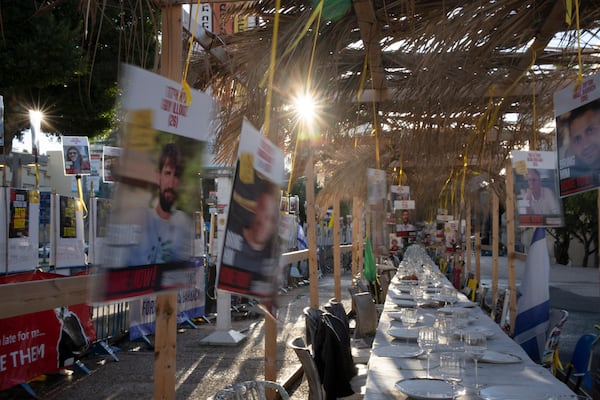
[124,143,193,266]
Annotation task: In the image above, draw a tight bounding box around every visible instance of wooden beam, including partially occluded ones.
[353,0,386,97]
[0,275,91,319]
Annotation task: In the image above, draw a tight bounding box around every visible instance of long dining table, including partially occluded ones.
[364,247,578,400]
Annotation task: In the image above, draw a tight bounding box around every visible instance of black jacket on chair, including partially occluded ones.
[313,312,357,400]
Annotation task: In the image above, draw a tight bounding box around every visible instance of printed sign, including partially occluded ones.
[0,272,95,391]
[217,119,285,301]
[97,65,213,301]
[554,73,600,196]
[63,136,92,176]
[511,150,564,227]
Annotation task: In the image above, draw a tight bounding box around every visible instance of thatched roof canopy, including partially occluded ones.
[188,0,600,220]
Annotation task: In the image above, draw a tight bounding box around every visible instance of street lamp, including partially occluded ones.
[29,110,43,188]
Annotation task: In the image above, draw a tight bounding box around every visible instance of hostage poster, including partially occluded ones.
[217,120,285,300]
[511,150,564,227]
[96,64,214,301]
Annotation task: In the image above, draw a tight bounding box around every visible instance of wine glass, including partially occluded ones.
[464,331,486,390]
[439,352,464,399]
[453,309,469,346]
[417,326,438,378]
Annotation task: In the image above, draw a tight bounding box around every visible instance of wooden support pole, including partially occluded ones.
[307,150,319,307]
[352,197,361,278]
[333,199,342,301]
[474,193,481,282]
[492,191,500,305]
[465,198,472,274]
[154,4,182,400]
[505,161,517,334]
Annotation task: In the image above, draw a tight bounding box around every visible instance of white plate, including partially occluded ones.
[392,299,417,308]
[480,385,552,399]
[372,345,423,358]
[479,350,522,364]
[395,378,460,400]
[388,327,419,340]
[388,292,414,300]
[458,327,495,339]
[387,311,404,321]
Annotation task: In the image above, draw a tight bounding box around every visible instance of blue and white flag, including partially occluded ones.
[297,223,308,250]
[513,228,550,362]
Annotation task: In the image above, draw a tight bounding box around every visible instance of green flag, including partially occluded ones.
[364,237,377,282]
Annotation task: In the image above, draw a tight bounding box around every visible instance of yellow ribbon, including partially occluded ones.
[181,0,203,106]
[260,0,324,89]
[76,176,88,219]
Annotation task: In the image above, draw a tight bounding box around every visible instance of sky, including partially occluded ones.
[11,129,63,155]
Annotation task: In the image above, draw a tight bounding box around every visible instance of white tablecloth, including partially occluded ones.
[364,277,575,400]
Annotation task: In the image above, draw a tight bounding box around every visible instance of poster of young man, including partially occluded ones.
[102,146,121,183]
[554,73,600,196]
[96,64,214,301]
[217,120,285,300]
[62,136,92,176]
[511,150,564,227]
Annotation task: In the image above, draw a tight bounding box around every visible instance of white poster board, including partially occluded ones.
[52,193,86,271]
[0,188,40,273]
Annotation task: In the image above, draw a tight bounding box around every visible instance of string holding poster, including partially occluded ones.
[511,150,564,228]
[96,64,214,302]
[217,119,285,301]
[554,73,600,196]
[63,136,92,176]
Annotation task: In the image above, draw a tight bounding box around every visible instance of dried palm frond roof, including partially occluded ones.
[187,0,600,220]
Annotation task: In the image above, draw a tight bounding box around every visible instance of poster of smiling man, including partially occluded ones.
[96,64,214,301]
[217,120,285,301]
[511,150,564,228]
[554,73,600,196]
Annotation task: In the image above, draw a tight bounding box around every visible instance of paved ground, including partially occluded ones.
[1,254,599,399]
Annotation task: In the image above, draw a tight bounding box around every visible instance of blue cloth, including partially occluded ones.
[297,223,308,250]
[513,228,550,363]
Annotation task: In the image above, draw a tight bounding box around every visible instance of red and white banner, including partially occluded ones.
[0,271,95,391]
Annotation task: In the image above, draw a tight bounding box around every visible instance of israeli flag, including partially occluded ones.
[513,228,550,363]
[297,223,308,250]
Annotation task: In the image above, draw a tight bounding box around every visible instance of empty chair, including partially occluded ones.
[541,309,569,373]
[288,337,364,400]
[351,291,378,340]
[562,333,598,392]
[213,380,291,400]
[491,288,510,331]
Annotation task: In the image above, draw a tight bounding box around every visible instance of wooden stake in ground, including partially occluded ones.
[154,4,181,400]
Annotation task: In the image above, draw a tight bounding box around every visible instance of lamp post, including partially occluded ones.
[29,110,42,189]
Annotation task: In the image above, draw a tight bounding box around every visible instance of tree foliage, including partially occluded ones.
[549,190,598,268]
[0,1,158,151]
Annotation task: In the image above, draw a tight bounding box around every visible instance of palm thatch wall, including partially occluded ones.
[184,0,600,221]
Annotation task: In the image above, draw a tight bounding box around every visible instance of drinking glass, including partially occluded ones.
[439,352,464,398]
[464,332,486,389]
[402,308,418,328]
[453,309,469,344]
[417,326,438,378]
[437,313,455,347]
[441,286,457,305]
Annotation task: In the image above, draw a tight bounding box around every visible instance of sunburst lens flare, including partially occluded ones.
[294,94,316,124]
